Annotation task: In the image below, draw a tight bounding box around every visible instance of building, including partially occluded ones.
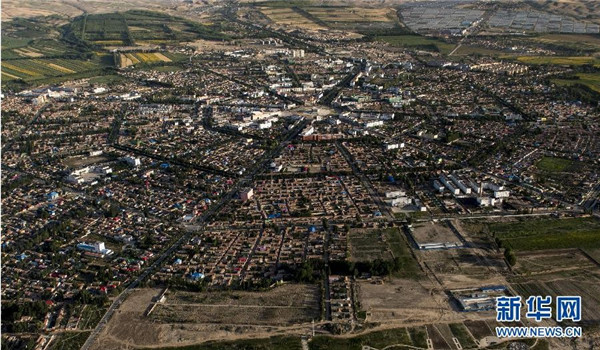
[477,197,496,207]
[292,49,305,58]
[494,190,510,198]
[385,190,406,198]
[122,156,141,167]
[240,188,254,201]
[77,241,113,256]
[433,180,445,193]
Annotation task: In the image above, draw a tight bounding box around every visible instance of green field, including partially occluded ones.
[153,336,301,350]
[517,56,600,66]
[68,10,228,47]
[536,156,574,173]
[553,73,600,93]
[48,331,90,350]
[376,35,455,54]
[492,217,600,251]
[346,228,421,279]
[309,328,412,350]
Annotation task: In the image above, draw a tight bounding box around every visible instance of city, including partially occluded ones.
[1,0,600,349]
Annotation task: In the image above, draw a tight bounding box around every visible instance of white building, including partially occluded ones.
[123,156,141,167]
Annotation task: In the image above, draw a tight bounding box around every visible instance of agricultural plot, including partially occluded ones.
[259,7,326,31]
[69,10,228,47]
[117,52,172,68]
[1,58,100,81]
[553,73,600,93]
[302,7,401,33]
[517,56,600,66]
[491,217,600,251]
[510,249,600,325]
[377,35,455,54]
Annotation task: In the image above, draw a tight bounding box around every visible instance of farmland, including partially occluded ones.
[491,217,600,251]
[377,35,455,54]
[553,73,600,93]
[509,249,600,325]
[116,52,174,68]
[256,4,404,35]
[517,56,600,66]
[1,58,106,82]
[68,10,228,47]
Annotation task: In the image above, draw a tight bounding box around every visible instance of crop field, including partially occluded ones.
[259,7,326,30]
[117,52,172,68]
[491,217,600,251]
[69,10,228,47]
[509,249,600,325]
[1,58,100,81]
[258,4,402,33]
[553,73,600,93]
[377,35,455,54]
[517,56,600,66]
[449,323,478,348]
[532,34,600,52]
[513,249,597,276]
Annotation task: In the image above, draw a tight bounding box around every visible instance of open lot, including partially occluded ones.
[92,285,319,349]
[152,285,320,326]
[357,277,450,324]
[411,222,461,246]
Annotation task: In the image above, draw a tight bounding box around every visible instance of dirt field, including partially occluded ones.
[92,284,319,349]
[418,247,508,289]
[411,222,461,245]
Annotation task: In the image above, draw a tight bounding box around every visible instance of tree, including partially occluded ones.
[504,247,517,266]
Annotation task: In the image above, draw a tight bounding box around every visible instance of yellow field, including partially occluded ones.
[305,7,395,23]
[517,56,600,66]
[94,40,125,45]
[2,72,20,80]
[14,48,43,57]
[45,62,75,74]
[260,7,326,30]
[118,52,171,68]
[2,62,40,76]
